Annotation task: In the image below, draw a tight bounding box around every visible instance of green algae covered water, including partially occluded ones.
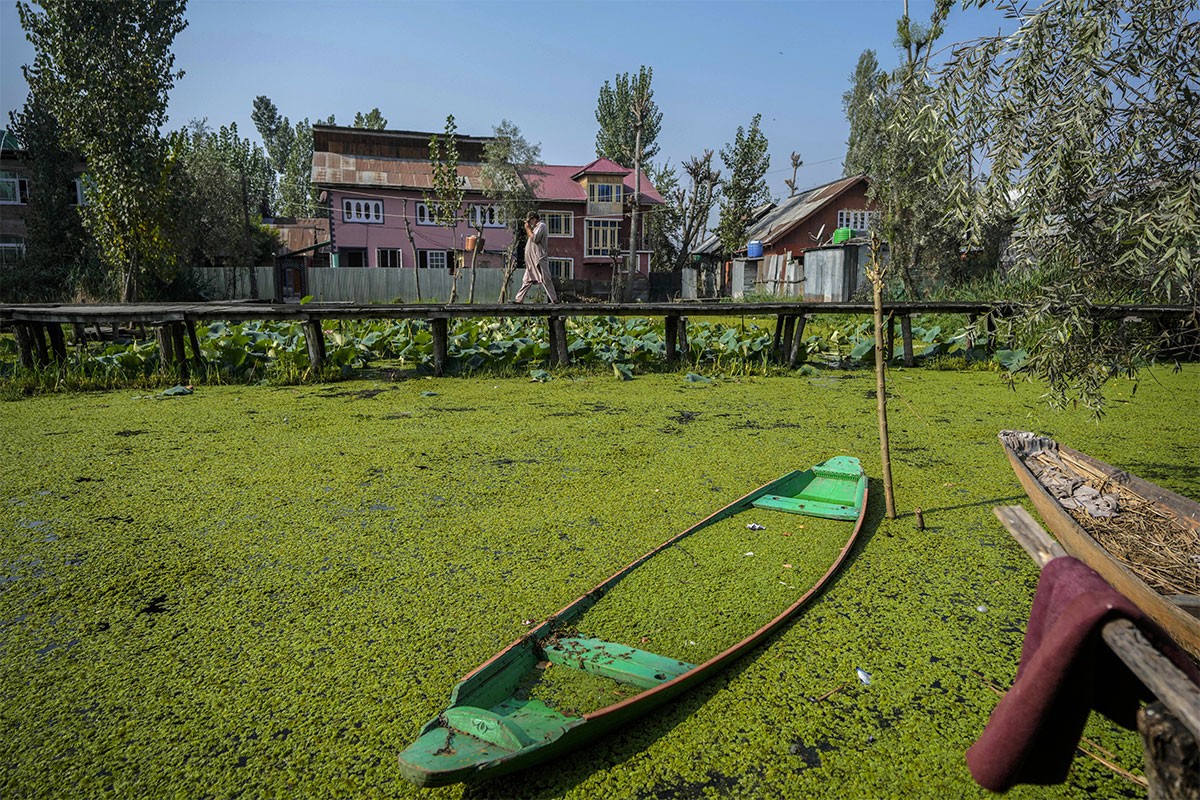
[1,366,1197,798]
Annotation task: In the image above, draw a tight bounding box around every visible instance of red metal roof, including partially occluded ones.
[526,164,664,205]
[569,157,631,180]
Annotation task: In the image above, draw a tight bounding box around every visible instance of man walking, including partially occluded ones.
[514,211,558,303]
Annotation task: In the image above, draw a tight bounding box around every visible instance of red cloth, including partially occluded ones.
[966,556,1200,792]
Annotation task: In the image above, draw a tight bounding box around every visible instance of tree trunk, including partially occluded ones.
[870,240,897,519]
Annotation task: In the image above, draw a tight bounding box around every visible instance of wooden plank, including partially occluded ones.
[779,315,796,364]
[185,321,204,374]
[431,317,448,377]
[993,505,1067,567]
[555,317,569,366]
[303,319,326,373]
[1102,620,1200,740]
[1138,703,1200,800]
[13,322,35,369]
[33,323,49,366]
[170,322,189,384]
[788,314,808,368]
[901,314,915,367]
[994,506,1200,743]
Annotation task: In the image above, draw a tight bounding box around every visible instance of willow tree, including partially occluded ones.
[937,0,1200,413]
[18,0,187,301]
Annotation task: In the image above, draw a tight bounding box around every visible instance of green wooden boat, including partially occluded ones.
[398,456,868,787]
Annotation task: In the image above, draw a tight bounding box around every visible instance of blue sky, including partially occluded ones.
[2,0,1014,199]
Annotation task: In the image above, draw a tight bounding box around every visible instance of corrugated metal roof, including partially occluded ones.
[526,164,664,205]
[311,152,486,191]
[569,157,631,180]
[312,151,663,205]
[694,174,868,254]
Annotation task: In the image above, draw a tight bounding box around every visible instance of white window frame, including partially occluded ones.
[0,171,29,205]
[587,181,621,204]
[469,203,504,228]
[419,249,449,269]
[837,209,877,232]
[416,201,441,225]
[548,257,574,280]
[377,247,403,268]
[343,198,384,224]
[543,210,573,238]
[585,218,621,258]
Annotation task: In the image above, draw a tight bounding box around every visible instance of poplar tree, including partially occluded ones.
[594,66,662,168]
[716,114,770,257]
[427,115,466,302]
[7,91,98,301]
[18,0,188,301]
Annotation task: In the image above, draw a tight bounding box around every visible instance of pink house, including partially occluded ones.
[311,125,664,283]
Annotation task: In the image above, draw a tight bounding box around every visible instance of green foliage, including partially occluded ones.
[841,49,885,177]
[18,0,188,301]
[855,2,966,300]
[481,120,542,286]
[594,66,662,168]
[645,162,680,272]
[427,115,466,301]
[251,96,329,217]
[167,120,275,276]
[352,108,387,130]
[5,90,100,302]
[3,368,1190,797]
[716,114,771,257]
[937,0,1200,413]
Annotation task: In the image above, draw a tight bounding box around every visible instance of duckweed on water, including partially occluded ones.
[1,366,1197,798]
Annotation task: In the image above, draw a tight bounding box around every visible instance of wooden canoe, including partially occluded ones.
[398,457,868,787]
[999,430,1200,663]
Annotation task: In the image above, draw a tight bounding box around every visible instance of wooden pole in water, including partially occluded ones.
[868,233,897,519]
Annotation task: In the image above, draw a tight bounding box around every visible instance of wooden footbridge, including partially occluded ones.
[1,301,1194,380]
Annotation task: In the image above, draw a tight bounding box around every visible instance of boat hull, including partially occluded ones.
[398,458,868,786]
[999,431,1200,663]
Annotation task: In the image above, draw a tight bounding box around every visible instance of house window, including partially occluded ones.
[341,248,368,268]
[416,202,442,225]
[71,178,85,205]
[418,249,449,269]
[587,182,622,204]
[837,209,877,232]
[0,234,24,264]
[0,171,29,205]
[548,258,574,280]
[377,248,403,268]
[469,204,504,228]
[543,211,573,237]
[585,219,621,258]
[343,198,384,224]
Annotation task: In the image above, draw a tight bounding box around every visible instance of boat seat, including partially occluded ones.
[541,636,695,689]
[442,706,536,751]
[751,493,859,520]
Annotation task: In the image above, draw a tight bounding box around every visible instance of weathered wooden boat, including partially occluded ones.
[398,457,868,787]
[999,430,1200,663]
